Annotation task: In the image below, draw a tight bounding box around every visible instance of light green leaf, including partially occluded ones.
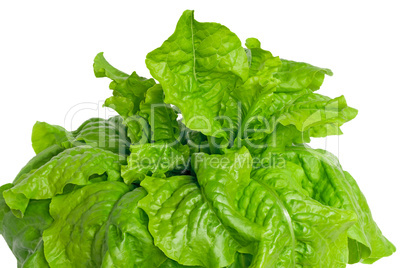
[43,182,166,268]
[272,146,396,264]
[104,96,134,118]
[100,187,167,268]
[146,10,249,138]
[138,175,241,267]
[13,145,65,184]
[0,183,13,234]
[230,38,282,143]
[139,148,355,267]
[274,59,333,92]
[3,146,122,217]
[31,117,130,156]
[159,259,200,268]
[31,122,71,154]
[71,117,131,156]
[94,52,155,115]
[237,89,357,150]
[193,148,356,267]
[139,84,181,143]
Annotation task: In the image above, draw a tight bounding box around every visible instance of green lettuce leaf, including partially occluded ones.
[3,146,122,217]
[94,52,156,115]
[234,88,357,151]
[146,10,249,138]
[1,184,52,268]
[93,53,156,144]
[195,148,356,267]
[139,147,356,267]
[13,145,65,184]
[207,38,356,152]
[267,146,396,264]
[274,59,333,92]
[42,182,166,268]
[139,84,181,143]
[31,122,71,154]
[32,117,130,156]
[227,38,281,145]
[71,117,131,156]
[139,175,241,267]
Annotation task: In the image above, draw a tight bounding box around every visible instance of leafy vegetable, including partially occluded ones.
[0,9,395,268]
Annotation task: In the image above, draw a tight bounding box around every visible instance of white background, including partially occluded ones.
[0,0,401,267]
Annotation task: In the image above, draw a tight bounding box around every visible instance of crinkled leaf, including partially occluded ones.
[100,187,167,268]
[146,10,249,138]
[274,59,333,92]
[13,145,65,184]
[0,185,52,268]
[43,182,166,268]
[236,89,357,150]
[94,52,155,115]
[123,115,150,145]
[3,146,122,217]
[192,148,356,267]
[138,175,241,267]
[104,96,134,118]
[31,117,130,156]
[0,183,13,234]
[71,117,131,156]
[139,148,355,267]
[271,146,396,264]
[230,38,281,143]
[139,84,181,143]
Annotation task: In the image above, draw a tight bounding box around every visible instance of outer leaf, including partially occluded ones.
[237,89,357,151]
[31,122,71,154]
[3,146,122,217]
[104,96,134,118]
[231,38,281,143]
[94,52,155,115]
[276,93,358,137]
[0,183,13,234]
[13,145,65,184]
[71,117,131,156]
[31,117,130,156]
[138,175,241,267]
[140,148,355,267]
[274,59,333,92]
[272,146,396,264]
[101,187,167,268]
[42,182,166,268]
[122,143,190,184]
[146,10,249,138]
[0,185,52,268]
[193,148,356,267]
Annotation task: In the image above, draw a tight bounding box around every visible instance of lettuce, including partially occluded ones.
[0,10,395,267]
